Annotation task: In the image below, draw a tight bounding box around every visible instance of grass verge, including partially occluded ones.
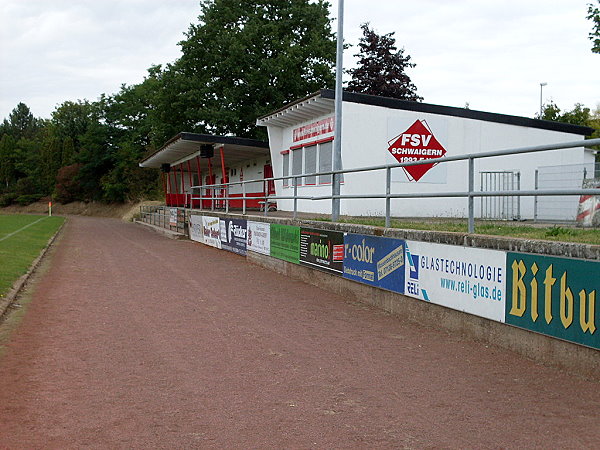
[314,217,600,246]
[0,214,65,297]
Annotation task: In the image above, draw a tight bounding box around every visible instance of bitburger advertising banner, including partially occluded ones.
[404,241,506,322]
[220,218,247,256]
[270,224,300,263]
[506,253,599,349]
[189,214,204,243]
[247,221,270,255]
[299,227,344,275]
[343,234,405,293]
[201,215,221,249]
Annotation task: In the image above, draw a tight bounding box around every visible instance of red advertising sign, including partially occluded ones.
[387,119,447,181]
[293,117,334,142]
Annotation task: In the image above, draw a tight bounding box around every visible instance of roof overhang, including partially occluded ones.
[257,89,594,136]
[256,91,334,128]
[139,133,270,170]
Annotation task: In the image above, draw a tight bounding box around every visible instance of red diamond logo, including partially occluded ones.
[387,120,447,181]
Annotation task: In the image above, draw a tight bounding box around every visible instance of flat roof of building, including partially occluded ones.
[257,89,595,136]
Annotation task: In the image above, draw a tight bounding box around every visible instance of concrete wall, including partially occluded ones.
[198,210,599,380]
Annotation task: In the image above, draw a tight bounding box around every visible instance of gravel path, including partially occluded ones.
[0,216,598,448]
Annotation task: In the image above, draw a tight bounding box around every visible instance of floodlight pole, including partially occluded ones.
[539,82,547,118]
[332,0,344,222]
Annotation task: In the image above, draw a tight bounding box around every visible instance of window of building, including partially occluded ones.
[282,152,289,187]
[319,140,333,184]
[304,144,317,185]
[292,148,303,186]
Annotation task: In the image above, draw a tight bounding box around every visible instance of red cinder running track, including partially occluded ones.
[0,216,599,448]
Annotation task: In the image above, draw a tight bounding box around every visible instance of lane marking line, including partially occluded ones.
[0,217,47,242]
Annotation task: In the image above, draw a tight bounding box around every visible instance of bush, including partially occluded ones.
[15,194,43,206]
[14,177,39,196]
[0,193,17,207]
[55,163,84,203]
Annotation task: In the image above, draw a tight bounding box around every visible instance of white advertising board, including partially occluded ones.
[247,221,271,255]
[201,215,221,249]
[169,207,178,226]
[189,215,204,243]
[404,240,506,322]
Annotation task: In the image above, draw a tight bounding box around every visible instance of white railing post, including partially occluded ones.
[468,157,475,233]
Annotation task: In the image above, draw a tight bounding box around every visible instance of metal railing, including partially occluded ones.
[185,138,600,233]
[139,205,188,234]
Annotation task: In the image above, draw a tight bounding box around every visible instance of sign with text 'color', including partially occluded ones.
[343,234,405,293]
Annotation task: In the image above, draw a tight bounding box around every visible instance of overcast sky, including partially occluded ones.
[1,0,598,122]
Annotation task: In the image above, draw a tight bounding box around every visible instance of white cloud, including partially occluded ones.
[1,0,598,122]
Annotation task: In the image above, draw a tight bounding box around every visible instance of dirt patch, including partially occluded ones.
[1,199,163,221]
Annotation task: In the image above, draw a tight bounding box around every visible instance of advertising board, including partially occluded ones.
[404,241,506,322]
[506,253,599,349]
[189,214,204,243]
[299,228,344,275]
[201,215,221,249]
[247,221,270,255]
[270,224,300,263]
[169,207,178,226]
[219,218,247,256]
[343,234,405,293]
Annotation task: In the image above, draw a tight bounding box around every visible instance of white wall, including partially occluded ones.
[267,101,588,220]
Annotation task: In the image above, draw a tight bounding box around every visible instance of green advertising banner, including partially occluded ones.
[270,224,300,264]
[506,253,599,349]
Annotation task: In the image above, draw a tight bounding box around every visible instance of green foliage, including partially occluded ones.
[173,0,336,138]
[54,164,84,203]
[0,134,18,189]
[347,23,422,101]
[0,193,17,207]
[15,194,44,206]
[588,1,600,53]
[14,177,38,197]
[538,101,592,127]
[0,3,338,204]
[1,103,42,140]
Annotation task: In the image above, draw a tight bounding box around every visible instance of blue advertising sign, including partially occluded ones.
[343,234,405,294]
[219,218,247,256]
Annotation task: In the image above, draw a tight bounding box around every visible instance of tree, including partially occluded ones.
[538,101,591,127]
[0,134,17,189]
[346,23,422,101]
[171,0,337,138]
[1,103,41,139]
[588,1,600,53]
[51,100,96,150]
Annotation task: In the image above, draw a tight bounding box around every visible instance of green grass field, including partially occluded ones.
[0,214,65,297]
